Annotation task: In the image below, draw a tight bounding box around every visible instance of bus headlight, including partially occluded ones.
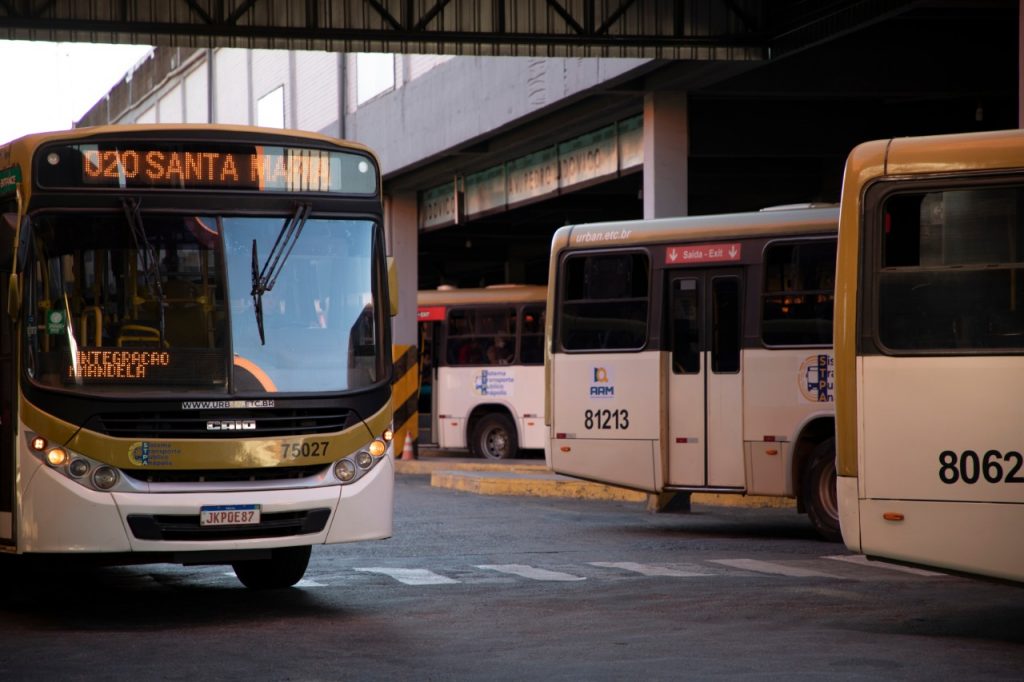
[91,466,120,490]
[46,448,68,467]
[26,432,127,492]
[334,459,356,482]
[332,428,393,485]
[68,458,91,478]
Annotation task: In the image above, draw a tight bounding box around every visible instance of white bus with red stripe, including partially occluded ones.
[417,285,546,459]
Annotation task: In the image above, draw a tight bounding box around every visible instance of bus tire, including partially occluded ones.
[232,545,311,589]
[471,413,518,460]
[801,438,841,542]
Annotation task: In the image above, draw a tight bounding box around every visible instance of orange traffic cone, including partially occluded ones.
[401,432,415,461]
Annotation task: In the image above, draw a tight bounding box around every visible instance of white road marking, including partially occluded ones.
[589,561,712,577]
[295,579,328,588]
[709,558,842,578]
[354,567,460,585]
[823,554,947,577]
[475,564,586,581]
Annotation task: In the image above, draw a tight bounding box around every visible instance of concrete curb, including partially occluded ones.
[402,457,797,509]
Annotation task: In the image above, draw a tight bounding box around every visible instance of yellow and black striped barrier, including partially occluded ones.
[391,343,419,456]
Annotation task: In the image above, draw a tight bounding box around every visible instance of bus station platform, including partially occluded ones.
[395,451,796,509]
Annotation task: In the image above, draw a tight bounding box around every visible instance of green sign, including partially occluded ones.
[0,165,21,196]
[46,309,66,335]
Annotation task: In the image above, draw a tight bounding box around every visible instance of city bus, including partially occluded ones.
[0,124,397,588]
[835,129,1024,582]
[417,285,546,459]
[545,206,841,539]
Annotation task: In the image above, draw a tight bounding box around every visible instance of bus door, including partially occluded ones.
[667,269,744,488]
[416,306,444,447]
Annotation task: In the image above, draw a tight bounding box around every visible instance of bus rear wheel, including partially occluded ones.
[801,438,841,542]
[471,413,518,460]
[232,545,311,589]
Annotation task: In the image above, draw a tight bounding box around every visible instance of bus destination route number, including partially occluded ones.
[939,450,1024,485]
[584,409,629,430]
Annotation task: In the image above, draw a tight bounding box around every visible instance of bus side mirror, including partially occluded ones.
[387,257,399,317]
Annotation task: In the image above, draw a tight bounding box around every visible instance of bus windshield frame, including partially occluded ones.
[23,208,388,397]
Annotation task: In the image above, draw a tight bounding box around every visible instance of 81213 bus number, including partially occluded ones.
[584,409,629,430]
[939,450,1024,484]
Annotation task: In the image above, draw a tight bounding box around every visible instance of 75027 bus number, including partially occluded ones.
[584,409,629,430]
[281,441,330,459]
[939,450,1024,484]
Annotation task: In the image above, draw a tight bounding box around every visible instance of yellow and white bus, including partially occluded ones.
[417,285,546,459]
[835,129,1024,582]
[0,125,397,588]
[545,206,842,539]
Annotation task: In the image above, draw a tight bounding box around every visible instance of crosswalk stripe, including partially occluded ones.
[589,561,711,577]
[823,554,947,577]
[354,567,459,585]
[475,564,586,581]
[709,558,842,578]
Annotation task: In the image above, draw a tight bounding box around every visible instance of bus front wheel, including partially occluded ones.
[232,545,311,589]
[801,438,841,542]
[471,413,518,460]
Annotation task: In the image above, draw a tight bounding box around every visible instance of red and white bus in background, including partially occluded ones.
[417,285,546,459]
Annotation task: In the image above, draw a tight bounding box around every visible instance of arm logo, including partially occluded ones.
[590,367,615,398]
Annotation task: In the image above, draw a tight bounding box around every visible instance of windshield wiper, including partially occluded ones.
[250,203,311,345]
[121,197,166,347]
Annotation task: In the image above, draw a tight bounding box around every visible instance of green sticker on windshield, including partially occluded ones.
[46,309,66,335]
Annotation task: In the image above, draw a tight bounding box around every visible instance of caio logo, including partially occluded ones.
[590,367,614,398]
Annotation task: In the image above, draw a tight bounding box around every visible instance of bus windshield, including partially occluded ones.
[25,211,381,395]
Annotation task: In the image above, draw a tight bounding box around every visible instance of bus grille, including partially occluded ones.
[122,464,327,484]
[126,508,331,541]
[90,408,357,438]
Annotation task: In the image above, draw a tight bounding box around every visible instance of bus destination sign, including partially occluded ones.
[38,142,377,195]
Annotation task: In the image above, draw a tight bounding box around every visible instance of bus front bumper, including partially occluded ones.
[18,451,394,555]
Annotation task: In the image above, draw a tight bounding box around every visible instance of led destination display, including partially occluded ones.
[37,142,378,195]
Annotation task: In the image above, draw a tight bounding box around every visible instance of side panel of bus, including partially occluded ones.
[550,351,661,491]
[858,355,1024,580]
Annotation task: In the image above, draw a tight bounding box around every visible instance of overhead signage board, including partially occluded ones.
[464,165,506,218]
[558,124,617,191]
[420,181,458,230]
[664,242,743,265]
[618,115,643,171]
[506,147,558,206]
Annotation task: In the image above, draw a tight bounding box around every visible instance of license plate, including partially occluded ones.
[199,504,261,527]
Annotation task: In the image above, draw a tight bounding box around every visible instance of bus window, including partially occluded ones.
[670,278,700,374]
[761,240,836,346]
[878,186,1024,351]
[446,306,515,365]
[519,304,545,365]
[711,276,741,373]
[559,252,648,351]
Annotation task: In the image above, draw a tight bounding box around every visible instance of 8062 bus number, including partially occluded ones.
[939,450,1024,484]
[584,409,629,430]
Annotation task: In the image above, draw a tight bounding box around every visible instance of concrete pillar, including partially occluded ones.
[384,191,420,449]
[643,91,689,219]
